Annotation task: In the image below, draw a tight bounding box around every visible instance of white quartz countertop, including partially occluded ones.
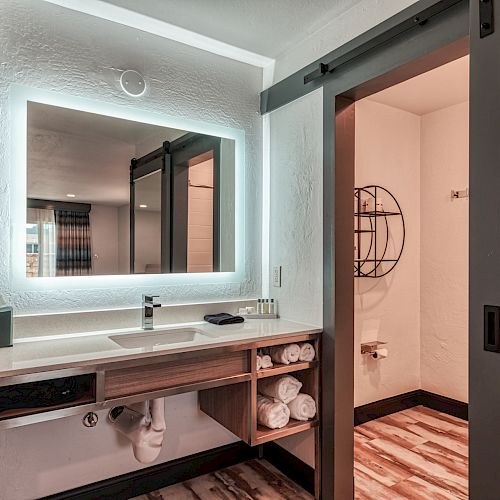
[0,319,321,378]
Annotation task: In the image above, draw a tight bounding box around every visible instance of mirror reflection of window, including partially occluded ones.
[26,208,56,277]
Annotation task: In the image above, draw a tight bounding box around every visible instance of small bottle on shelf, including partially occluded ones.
[269,299,276,315]
[257,299,263,314]
[263,299,270,314]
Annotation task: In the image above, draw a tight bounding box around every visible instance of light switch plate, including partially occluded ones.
[273,266,282,287]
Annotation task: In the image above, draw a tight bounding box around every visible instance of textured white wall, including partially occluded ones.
[354,99,421,407]
[420,102,469,403]
[272,0,420,83]
[0,2,261,498]
[0,0,262,314]
[268,89,323,328]
[267,89,323,466]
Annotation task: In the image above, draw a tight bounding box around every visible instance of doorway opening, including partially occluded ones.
[345,51,470,498]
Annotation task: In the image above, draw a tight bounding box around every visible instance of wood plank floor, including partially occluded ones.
[131,459,313,500]
[132,406,468,499]
[355,405,468,499]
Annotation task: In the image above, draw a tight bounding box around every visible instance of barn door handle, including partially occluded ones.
[480,0,494,38]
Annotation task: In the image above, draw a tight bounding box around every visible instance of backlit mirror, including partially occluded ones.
[26,102,235,277]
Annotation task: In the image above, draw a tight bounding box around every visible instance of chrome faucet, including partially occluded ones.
[142,294,161,330]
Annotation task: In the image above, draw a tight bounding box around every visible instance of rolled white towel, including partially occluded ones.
[258,375,302,404]
[261,354,273,369]
[256,355,262,371]
[257,395,290,429]
[269,344,300,365]
[299,343,316,362]
[288,393,317,421]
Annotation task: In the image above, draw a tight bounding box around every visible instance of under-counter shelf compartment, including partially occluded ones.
[199,381,251,443]
[253,366,319,446]
[255,335,319,376]
[0,373,96,421]
[199,332,321,448]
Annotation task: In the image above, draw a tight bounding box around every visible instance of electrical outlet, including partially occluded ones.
[273,266,282,287]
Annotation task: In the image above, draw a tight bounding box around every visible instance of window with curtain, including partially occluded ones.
[26,208,56,277]
[55,210,92,276]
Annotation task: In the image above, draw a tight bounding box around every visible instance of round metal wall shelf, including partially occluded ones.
[354,185,405,278]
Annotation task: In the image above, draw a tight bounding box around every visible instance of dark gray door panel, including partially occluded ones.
[470,0,500,497]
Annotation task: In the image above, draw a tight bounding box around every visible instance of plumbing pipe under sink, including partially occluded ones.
[109,398,166,463]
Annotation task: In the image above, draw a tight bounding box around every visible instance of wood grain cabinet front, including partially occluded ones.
[104,349,249,399]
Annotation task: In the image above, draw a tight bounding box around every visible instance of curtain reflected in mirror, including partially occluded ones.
[55,210,92,276]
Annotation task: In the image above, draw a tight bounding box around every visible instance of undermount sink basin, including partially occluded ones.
[109,328,215,349]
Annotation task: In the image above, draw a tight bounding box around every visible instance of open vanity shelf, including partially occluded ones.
[199,335,320,447]
[0,373,96,422]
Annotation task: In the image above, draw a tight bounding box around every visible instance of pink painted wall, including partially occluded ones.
[354,99,422,407]
[354,98,469,407]
[420,101,469,403]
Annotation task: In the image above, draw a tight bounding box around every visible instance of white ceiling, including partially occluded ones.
[28,102,185,144]
[367,55,469,116]
[100,0,360,59]
[27,103,186,206]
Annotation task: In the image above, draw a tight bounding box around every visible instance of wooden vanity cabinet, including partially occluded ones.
[0,330,320,452]
[0,330,320,498]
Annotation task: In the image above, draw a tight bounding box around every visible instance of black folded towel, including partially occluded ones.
[204,313,244,325]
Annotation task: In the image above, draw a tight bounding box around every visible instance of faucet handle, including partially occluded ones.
[143,294,161,306]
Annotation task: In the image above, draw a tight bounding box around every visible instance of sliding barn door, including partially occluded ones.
[469,1,500,497]
[169,134,221,273]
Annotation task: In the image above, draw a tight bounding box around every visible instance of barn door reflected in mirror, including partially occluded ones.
[131,170,163,274]
[170,133,222,273]
[130,133,227,274]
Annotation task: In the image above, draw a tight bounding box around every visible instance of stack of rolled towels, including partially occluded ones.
[257,374,317,429]
[262,342,315,366]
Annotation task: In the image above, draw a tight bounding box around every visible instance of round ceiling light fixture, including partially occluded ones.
[120,70,146,97]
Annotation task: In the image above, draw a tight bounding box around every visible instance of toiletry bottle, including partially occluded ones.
[269,299,275,315]
[263,299,270,314]
[257,299,263,314]
[0,306,13,348]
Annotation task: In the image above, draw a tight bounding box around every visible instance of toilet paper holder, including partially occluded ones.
[361,341,387,355]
